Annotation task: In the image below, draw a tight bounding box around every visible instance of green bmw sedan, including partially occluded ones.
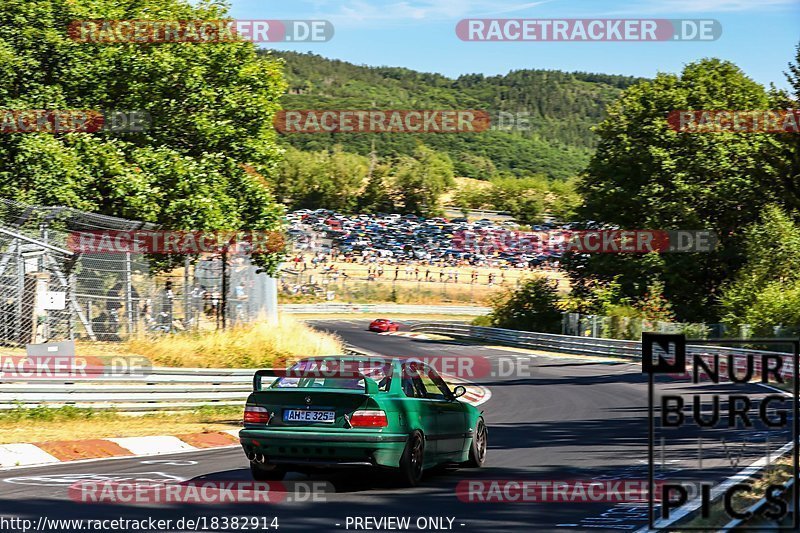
[239,356,487,486]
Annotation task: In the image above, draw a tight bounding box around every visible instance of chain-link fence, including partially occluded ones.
[0,199,275,346]
[560,312,774,341]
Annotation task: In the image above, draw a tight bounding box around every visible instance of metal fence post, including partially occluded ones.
[221,248,228,330]
[183,256,190,327]
[15,238,23,343]
[68,272,76,340]
[125,252,133,337]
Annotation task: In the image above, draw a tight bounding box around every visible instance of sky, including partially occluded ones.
[225,0,800,89]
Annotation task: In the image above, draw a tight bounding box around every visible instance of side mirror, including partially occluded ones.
[452,385,467,399]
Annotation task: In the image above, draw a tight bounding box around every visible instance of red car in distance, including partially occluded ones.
[368,318,400,332]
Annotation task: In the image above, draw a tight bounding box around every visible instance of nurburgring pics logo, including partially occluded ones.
[667,110,800,133]
[456,19,721,41]
[643,334,799,530]
[274,110,491,134]
[69,20,334,43]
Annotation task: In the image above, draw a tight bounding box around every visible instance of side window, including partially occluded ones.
[419,363,451,400]
[401,363,428,398]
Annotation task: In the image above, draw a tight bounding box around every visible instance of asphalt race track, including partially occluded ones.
[0,319,793,532]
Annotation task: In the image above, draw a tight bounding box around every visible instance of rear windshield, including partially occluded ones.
[271,360,392,391]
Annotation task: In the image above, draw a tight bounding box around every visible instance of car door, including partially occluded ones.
[418,363,466,458]
[400,362,439,457]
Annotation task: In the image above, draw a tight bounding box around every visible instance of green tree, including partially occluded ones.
[568,58,792,321]
[452,182,492,212]
[358,161,393,213]
[0,0,286,271]
[487,277,563,333]
[391,146,454,215]
[488,175,549,224]
[272,50,641,179]
[720,205,800,334]
[275,146,369,212]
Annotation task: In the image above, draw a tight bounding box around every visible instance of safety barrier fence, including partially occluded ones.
[0,367,258,411]
[407,322,797,377]
[280,303,491,315]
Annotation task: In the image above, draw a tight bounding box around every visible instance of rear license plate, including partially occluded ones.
[283,409,335,423]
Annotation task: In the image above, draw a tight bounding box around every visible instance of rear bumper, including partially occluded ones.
[239,428,408,468]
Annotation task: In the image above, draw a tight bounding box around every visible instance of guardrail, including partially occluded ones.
[408,322,797,376]
[0,343,479,411]
[281,304,491,315]
[3,325,792,412]
[409,322,642,358]
[0,367,262,412]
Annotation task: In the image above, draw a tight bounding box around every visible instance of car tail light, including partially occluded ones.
[350,410,388,427]
[243,405,271,424]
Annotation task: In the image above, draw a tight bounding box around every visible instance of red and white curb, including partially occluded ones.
[449,379,491,407]
[0,430,241,469]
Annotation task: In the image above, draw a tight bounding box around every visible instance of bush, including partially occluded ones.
[487,277,562,333]
[471,315,492,326]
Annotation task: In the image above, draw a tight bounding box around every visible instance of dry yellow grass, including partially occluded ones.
[125,315,343,368]
[282,263,568,306]
[0,316,344,367]
[293,259,566,286]
[682,458,794,530]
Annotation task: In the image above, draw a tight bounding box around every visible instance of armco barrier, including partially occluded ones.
[280,304,491,315]
[408,322,796,376]
[0,344,490,411]
[0,367,260,411]
[409,322,641,359]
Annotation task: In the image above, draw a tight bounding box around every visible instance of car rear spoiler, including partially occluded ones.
[253,369,379,395]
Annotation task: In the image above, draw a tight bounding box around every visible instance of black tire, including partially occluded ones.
[250,461,286,481]
[397,431,425,487]
[465,418,487,468]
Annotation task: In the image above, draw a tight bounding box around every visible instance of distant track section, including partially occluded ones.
[409,322,798,375]
[280,303,490,315]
